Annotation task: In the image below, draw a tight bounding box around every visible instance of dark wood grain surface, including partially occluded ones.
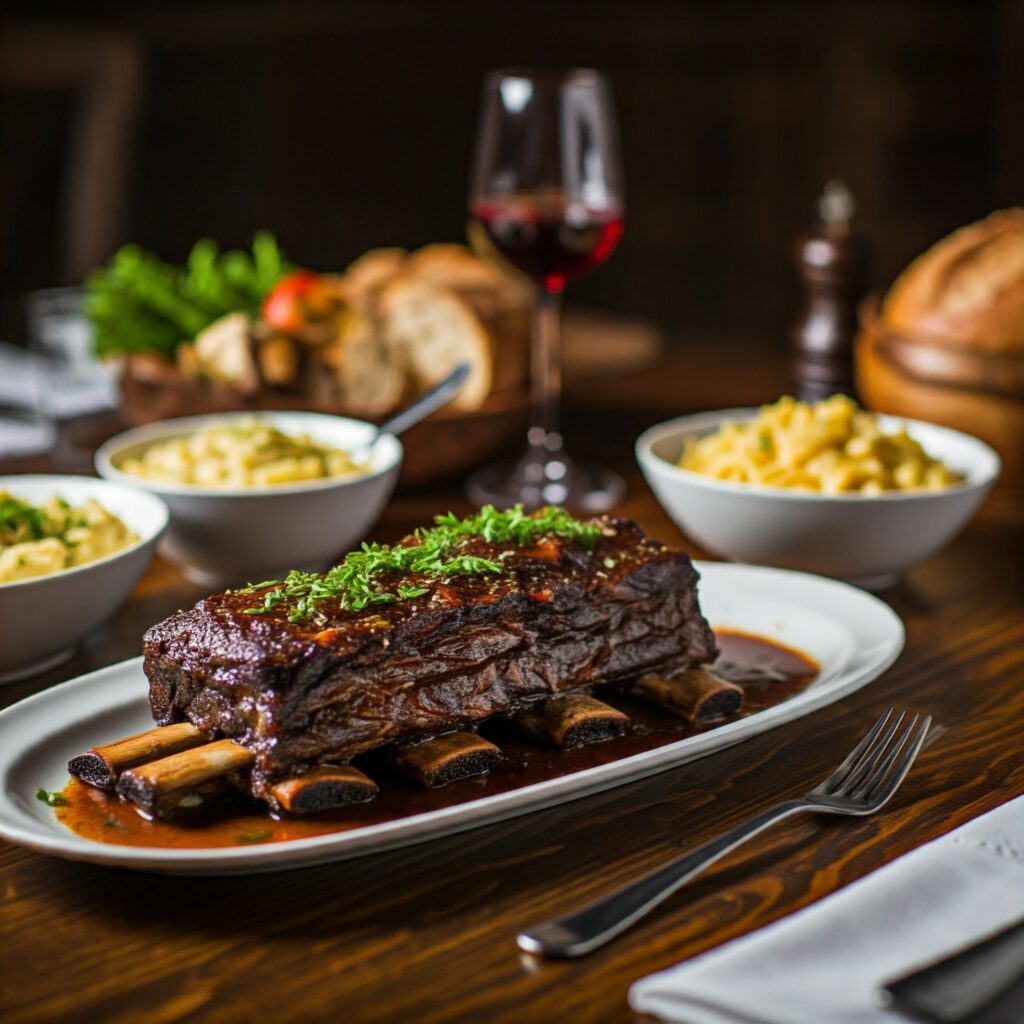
[2,344,1023,1024]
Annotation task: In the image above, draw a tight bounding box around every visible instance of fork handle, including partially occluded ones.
[517,799,809,958]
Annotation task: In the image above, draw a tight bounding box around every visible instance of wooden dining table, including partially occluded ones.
[2,336,1023,1024]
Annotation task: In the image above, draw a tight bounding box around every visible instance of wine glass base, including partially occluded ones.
[465,458,626,514]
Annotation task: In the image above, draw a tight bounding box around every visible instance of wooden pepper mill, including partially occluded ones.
[791,181,870,400]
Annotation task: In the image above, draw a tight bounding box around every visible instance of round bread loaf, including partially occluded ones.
[881,208,1024,354]
[856,208,1024,509]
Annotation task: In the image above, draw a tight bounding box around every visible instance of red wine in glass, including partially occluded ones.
[466,68,626,513]
[470,193,624,292]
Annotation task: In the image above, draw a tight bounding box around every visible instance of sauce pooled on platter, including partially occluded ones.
[54,630,817,850]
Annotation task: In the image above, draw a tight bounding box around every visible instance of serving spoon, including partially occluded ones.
[353,362,471,465]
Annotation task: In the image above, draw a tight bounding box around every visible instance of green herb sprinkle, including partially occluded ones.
[236,505,602,624]
[35,788,67,807]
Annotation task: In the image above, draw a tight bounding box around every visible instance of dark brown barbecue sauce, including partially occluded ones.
[55,630,818,849]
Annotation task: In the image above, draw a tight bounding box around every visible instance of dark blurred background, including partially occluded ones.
[2,0,1022,348]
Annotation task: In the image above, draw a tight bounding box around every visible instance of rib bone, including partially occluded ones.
[270,765,378,814]
[634,669,744,724]
[117,739,255,818]
[394,731,502,788]
[68,723,207,791]
[516,693,629,748]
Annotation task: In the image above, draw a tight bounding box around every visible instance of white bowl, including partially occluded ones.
[636,408,1001,587]
[95,412,402,588]
[0,475,169,683]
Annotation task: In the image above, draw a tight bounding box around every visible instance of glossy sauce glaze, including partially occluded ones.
[55,630,818,849]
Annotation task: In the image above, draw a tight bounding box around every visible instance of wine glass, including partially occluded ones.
[466,68,625,512]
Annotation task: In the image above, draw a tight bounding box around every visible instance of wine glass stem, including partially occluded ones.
[529,287,564,466]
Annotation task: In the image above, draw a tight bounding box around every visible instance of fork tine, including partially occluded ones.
[835,709,907,797]
[853,713,919,800]
[864,716,931,807]
[821,707,893,794]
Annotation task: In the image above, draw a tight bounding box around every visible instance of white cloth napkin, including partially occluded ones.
[0,341,116,458]
[0,341,116,419]
[630,795,1024,1024]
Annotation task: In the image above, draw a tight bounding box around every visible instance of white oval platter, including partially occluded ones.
[0,562,903,874]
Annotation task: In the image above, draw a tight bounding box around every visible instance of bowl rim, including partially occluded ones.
[94,410,404,498]
[635,406,1002,504]
[0,473,169,593]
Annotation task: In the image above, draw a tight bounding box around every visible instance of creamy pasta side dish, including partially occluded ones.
[679,395,964,494]
[118,419,366,487]
[0,492,138,583]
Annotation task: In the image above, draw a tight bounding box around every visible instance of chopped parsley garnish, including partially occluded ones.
[234,829,272,844]
[238,505,602,624]
[0,496,49,542]
[35,787,66,807]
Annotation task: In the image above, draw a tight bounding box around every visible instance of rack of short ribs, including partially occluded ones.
[69,511,742,820]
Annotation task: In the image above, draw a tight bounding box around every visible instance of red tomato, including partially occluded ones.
[262,270,319,332]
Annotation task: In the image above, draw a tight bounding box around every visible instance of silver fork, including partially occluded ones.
[518,707,931,958]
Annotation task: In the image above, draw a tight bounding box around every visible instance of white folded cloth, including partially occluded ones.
[0,414,56,459]
[630,794,1024,1024]
[0,341,116,458]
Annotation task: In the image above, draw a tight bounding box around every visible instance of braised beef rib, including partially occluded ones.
[142,517,716,804]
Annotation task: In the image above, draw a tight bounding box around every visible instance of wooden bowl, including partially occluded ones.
[855,295,1024,514]
[118,363,528,489]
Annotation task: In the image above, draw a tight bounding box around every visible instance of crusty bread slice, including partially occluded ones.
[339,248,408,308]
[406,244,506,289]
[379,277,493,411]
[326,314,406,417]
[257,335,299,387]
[193,313,259,393]
[408,243,531,394]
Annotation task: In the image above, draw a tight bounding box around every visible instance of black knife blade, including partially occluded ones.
[878,916,1024,1023]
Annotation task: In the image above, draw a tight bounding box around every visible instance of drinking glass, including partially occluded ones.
[466,68,625,511]
[26,287,119,468]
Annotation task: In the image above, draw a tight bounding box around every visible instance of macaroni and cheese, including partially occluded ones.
[118,419,366,487]
[0,492,137,583]
[678,395,963,494]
